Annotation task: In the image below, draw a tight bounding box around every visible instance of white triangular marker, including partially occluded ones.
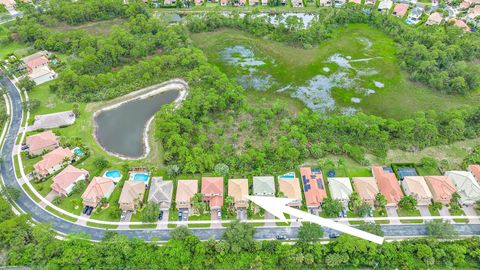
[247,195,384,244]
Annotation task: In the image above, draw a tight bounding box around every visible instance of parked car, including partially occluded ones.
[82,206,89,214]
[178,212,183,221]
[158,211,164,221]
[21,144,29,150]
[276,235,287,240]
[217,210,222,218]
[329,232,340,239]
[86,206,93,216]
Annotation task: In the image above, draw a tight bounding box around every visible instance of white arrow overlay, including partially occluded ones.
[247,195,384,244]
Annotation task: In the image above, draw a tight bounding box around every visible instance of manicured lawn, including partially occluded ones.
[397,208,423,224]
[428,205,441,216]
[347,211,366,225]
[373,209,389,224]
[54,192,84,216]
[45,206,77,223]
[20,152,41,175]
[85,222,118,229]
[31,178,53,197]
[416,165,441,176]
[191,25,480,119]
[188,213,211,228]
[449,207,468,223]
[22,183,40,203]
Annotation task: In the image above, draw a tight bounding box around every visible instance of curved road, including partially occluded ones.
[1,75,480,242]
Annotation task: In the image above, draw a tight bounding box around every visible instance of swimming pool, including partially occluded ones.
[73,147,85,157]
[103,170,122,182]
[279,172,295,179]
[130,173,149,183]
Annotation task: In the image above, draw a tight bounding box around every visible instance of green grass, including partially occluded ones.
[449,207,468,223]
[85,222,118,229]
[428,205,441,216]
[22,183,41,203]
[188,213,211,228]
[31,178,53,197]
[54,192,84,216]
[45,206,77,223]
[49,18,127,36]
[20,152,41,175]
[190,25,480,119]
[373,209,389,224]
[347,211,366,225]
[397,208,423,224]
[416,165,441,176]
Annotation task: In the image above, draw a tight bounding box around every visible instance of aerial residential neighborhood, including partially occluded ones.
[0,0,480,268]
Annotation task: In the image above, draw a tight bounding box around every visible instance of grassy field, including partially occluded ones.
[190,25,480,119]
[188,213,211,228]
[50,18,127,36]
[398,208,423,224]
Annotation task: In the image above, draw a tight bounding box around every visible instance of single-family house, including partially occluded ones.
[253,176,275,196]
[300,167,327,209]
[401,176,433,206]
[33,147,73,178]
[334,0,346,5]
[319,0,331,5]
[249,0,259,5]
[372,166,403,207]
[176,180,198,211]
[51,165,89,196]
[28,67,57,85]
[408,6,424,22]
[25,56,49,73]
[25,130,59,156]
[21,51,49,65]
[461,0,480,8]
[292,0,303,6]
[228,178,249,209]
[238,0,246,5]
[261,0,268,5]
[378,0,393,11]
[194,0,202,5]
[201,177,224,209]
[426,12,443,26]
[445,171,480,205]
[467,6,480,24]
[328,177,353,207]
[352,177,379,206]
[393,3,409,17]
[449,19,470,32]
[468,164,480,184]
[349,0,361,3]
[0,0,16,8]
[365,0,376,5]
[220,0,228,5]
[119,181,146,211]
[424,176,456,204]
[148,177,173,210]
[278,177,302,208]
[82,177,115,207]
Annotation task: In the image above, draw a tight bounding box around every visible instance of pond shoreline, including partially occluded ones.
[92,78,188,160]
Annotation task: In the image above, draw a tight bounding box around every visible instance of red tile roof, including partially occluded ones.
[201,177,224,208]
[300,167,327,207]
[372,166,403,206]
[468,164,480,184]
[393,3,409,17]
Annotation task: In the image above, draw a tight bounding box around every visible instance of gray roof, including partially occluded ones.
[148,177,173,209]
[253,176,275,196]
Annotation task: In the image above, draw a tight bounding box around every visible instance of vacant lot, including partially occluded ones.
[50,18,127,35]
[191,25,480,119]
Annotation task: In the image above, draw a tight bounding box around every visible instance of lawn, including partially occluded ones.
[373,209,389,224]
[45,206,77,223]
[190,25,480,119]
[54,192,84,216]
[397,208,423,224]
[449,207,468,223]
[85,222,118,229]
[188,213,211,228]
[21,152,41,175]
[428,205,440,216]
[347,211,366,225]
[31,178,53,197]
[22,183,40,203]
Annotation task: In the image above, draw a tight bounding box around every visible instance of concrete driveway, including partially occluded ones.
[210,209,222,228]
[463,205,480,224]
[39,190,58,208]
[264,212,276,227]
[118,211,132,229]
[386,206,400,224]
[156,210,169,229]
[236,208,246,220]
[439,206,453,223]
[417,205,432,222]
[77,213,90,226]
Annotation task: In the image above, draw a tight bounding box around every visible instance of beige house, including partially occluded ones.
[175,180,198,211]
[352,177,379,206]
[278,177,302,207]
[426,12,443,26]
[119,181,146,212]
[228,178,249,209]
[82,177,115,207]
[33,147,73,178]
[401,176,433,206]
[51,165,89,196]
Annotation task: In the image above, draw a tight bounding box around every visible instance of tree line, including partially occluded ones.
[0,195,479,269]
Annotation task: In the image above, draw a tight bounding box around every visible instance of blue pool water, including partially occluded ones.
[132,173,149,182]
[105,170,121,178]
[73,148,84,157]
[280,172,295,179]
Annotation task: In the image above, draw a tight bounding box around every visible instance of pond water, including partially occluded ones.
[94,90,179,159]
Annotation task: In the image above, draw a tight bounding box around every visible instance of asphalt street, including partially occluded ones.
[1,74,480,242]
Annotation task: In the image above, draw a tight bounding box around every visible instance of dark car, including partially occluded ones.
[85,206,93,216]
[21,144,29,150]
[276,235,287,240]
[329,233,340,239]
[178,212,183,221]
[159,211,164,221]
[82,206,89,214]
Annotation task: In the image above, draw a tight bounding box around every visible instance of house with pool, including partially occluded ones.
[25,130,59,156]
[82,177,115,207]
[119,181,146,212]
[33,147,73,178]
[51,165,89,196]
[278,177,302,208]
[129,168,150,186]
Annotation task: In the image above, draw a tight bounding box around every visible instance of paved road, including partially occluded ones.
[2,75,480,242]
